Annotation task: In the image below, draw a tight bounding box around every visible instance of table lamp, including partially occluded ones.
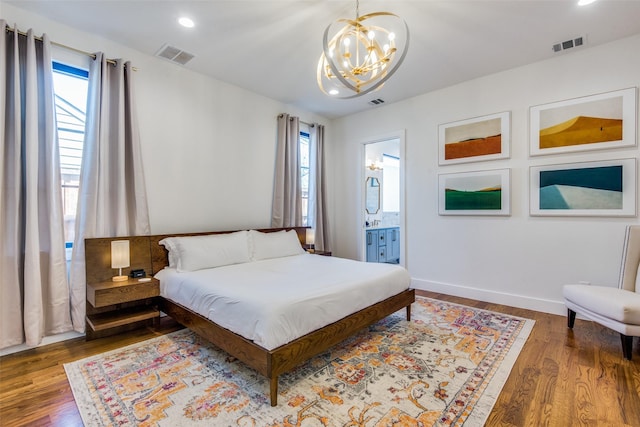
[306,229,315,253]
[111,240,130,282]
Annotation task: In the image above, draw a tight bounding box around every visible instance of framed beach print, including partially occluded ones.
[530,87,637,156]
[438,111,510,165]
[530,158,636,217]
[438,168,511,216]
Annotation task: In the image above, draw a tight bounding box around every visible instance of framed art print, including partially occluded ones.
[438,168,511,216]
[438,111,510,165]
[530,87,637,156]
[530,158,636,216]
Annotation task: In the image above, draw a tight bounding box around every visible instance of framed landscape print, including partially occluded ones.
[438,111,510,165]
[530,87,637,156]
[438,168,511,216]
[530,158,636,217]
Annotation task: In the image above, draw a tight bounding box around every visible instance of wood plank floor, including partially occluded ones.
[1,290,639,426]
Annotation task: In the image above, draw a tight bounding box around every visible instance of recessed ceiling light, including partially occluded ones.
[178,17,195,28]
[329,89,339,96]
[577,0,597,6]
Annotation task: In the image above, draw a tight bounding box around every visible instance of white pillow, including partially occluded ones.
[161,231,251,272]
[159,238,178,268]
[250,229,305,261]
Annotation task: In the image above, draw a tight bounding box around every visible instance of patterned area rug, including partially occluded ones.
[65,297,534,426]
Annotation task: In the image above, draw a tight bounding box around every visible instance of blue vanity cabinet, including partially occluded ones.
[366,229,379,262]
[366,227,400,264]
[377,230,387,262]
[386,228,400,263]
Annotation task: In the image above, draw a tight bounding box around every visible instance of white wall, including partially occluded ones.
[331,34,640,315]
[2,3,328,235]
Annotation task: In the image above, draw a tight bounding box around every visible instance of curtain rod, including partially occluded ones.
[5,25,138,70]
[277,113,316,127]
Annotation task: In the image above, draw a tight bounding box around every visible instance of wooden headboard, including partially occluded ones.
[84,227,309,283]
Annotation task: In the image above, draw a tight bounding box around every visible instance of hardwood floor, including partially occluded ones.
[0,317,183,427]
[1,291,639,426]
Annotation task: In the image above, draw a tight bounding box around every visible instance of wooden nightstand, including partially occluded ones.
[86,278,160,340]
[312,250,332,256]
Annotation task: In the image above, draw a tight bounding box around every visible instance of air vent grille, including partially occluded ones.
[553,35,586,53]
[155,44,195,65]
[369,98,385,105]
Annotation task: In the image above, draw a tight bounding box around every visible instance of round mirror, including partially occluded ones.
[365,177,380,214]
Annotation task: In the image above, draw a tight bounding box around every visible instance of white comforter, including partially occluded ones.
[156,253,411,350]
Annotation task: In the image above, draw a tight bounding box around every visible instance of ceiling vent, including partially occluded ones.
[155,44,195,65]
[552,35,586,53]
[369,98,385,106]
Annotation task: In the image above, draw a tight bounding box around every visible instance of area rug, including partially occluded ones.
[64,297,534,426]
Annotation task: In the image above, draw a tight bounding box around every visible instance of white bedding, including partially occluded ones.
[156,253,411,350]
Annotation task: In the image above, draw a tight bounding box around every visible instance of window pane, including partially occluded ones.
[52,63,88,248]
[300,132,310,226]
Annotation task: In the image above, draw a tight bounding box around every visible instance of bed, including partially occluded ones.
[151,227,415,406]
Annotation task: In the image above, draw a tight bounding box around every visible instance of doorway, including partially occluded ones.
[362,132,405,266]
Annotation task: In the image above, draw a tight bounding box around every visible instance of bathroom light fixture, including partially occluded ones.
[111,240,130,282]
[367,158,383,171]
[317,0,410,99]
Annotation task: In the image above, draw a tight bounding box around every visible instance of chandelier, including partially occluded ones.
[317,0,410,99]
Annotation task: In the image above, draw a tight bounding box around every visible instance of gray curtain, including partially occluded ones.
[0,21,72,348]
[271,113,302,227]
[309,123,331,251]
[69,53,150,332]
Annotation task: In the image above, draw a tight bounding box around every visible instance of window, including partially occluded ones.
[52,62,88,248]
[299,131,310,226]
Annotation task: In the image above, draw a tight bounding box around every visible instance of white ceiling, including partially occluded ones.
[6,0,640,119]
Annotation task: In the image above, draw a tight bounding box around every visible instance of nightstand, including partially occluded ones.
[86,278,160,340]
[312,250,332,256]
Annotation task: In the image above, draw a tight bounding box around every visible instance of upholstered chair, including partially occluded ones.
[563,225,640,360]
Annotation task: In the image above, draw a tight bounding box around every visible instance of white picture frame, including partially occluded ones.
[529,87,637,156]
[438,111,511,165]
[438,168,511,216]
[530,158,636,217]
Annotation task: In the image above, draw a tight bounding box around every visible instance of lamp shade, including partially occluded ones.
[111,240,130,268]
[306,229,316,246]
[111,240,130,282]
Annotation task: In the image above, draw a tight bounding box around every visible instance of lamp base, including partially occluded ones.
[112,275,128,282]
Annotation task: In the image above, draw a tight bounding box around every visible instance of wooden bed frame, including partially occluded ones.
[159,290,414,406]
[86,227,415,406]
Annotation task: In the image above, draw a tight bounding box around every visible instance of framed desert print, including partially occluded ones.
[438,111,510,165]
[530,158,636,217]
[438,168,511,216]
[530,87,637,156]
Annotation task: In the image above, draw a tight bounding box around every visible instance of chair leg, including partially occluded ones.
[567,309,576,329]
[620,334,633,360]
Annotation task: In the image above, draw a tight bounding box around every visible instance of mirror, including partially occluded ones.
[365,177,380,214]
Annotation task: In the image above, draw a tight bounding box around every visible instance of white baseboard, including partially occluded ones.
[411,278,567,316]
[0,330,84,357]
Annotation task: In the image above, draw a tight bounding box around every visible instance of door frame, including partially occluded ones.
[360,130,406,267]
